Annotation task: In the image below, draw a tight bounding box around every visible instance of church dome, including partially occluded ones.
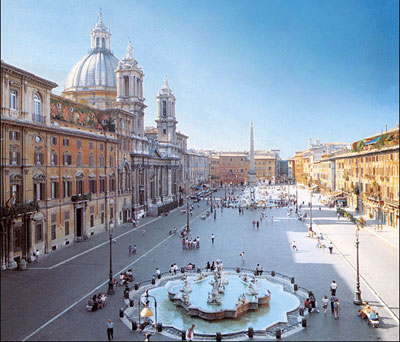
[63,10,119,92]
[64,51,119,91]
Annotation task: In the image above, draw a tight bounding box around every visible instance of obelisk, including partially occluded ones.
[248,122,257,185]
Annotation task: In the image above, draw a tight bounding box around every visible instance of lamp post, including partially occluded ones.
[295,184,298,213]
[186,197,190,231]
[210,193,213,213]
[309,191,313,229]
[138,290,158,332]
[354,217,365,305]
[107,218,115,295]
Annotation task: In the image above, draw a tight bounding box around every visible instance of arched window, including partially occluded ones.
[102,37,105,48]
[33,93,42,122]
[96,37,99,47]
[124,76,129,97]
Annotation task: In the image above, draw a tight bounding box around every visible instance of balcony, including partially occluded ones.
[71,193,92,202]
[32,114,46,124]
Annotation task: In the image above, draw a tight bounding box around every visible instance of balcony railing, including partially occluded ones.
[32,114,46,124]
[71,193,92,202]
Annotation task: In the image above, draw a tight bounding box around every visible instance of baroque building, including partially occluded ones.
[0,12,196,268]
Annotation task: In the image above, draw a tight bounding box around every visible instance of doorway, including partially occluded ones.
[76,208,83,237]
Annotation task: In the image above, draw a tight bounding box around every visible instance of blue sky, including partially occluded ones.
[2,0,398,158]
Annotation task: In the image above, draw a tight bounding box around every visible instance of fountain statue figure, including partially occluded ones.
[180,275,192,293]
[207,280,222,305]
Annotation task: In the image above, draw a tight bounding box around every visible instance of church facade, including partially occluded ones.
[0,11,206,269]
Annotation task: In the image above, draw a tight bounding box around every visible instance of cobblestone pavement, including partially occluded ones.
[1,188,398,341]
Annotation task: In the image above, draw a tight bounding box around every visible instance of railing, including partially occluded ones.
[71,193,92,202]
[32,114,46,123]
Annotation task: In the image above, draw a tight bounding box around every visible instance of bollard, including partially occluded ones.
[157,322,163,332]
[216,332,222,342]
[302,317,307,327]
[299,308,304,316]
[119,308,124,318]
[271,270,275,276]
[152,276,156,285]
[181,267,185,274]
[275,328,281,339]
[131,321,137,331]
[291,277,295,284]
[129,299,134,307]
[236,267,241,273]
[134,283,139,290]
[181,330,186,340]
[248,327,254,338]
[294,284,298,291]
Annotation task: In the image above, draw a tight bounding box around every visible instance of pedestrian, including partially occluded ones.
[330,295,337,314]
[206,261,211,271]
[170,264,174,274]
[142,229,145,236]
[321,295,329,314]
[185,238,189,249]
[133,245,137,255]
[256,264,263,275]
[240,252,245,264]
[106,319,114,341]
[211,233,215,244]
[214,211,216,220]
[155,268,161,279]
[252,220,255,228]
[128,245,133,256]
[187,324,195,342]
[330,280,338,296]
[291,241,298,251]
[328,241,334,254]
[196,237,200,248]
[34,249,40,263]
[304,298,312,313]
[334,298,340,319]
[256,221,259,228]
[309,292,318,312]
[182,238,186,249]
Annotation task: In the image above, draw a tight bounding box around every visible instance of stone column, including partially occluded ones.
[129,75,134,97]
[7,223,16,269]
[168,168,172,199]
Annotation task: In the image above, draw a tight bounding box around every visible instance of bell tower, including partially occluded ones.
[156,75,177,146]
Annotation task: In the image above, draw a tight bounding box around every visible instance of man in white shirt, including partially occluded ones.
[330,280,338,296]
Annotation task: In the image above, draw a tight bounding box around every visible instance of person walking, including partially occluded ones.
[330,295,337,314]
[309,292,318,312]
[196,237,200,248]
[330,280,338,296]
[334,298,341,319]
[211,233,215,244]
[34,249,40,263]
[240,252,245,264]
[128,245,133,256]
[187,324,195,342]
[321,295,329,314]
[182,238,186,250]
[106,319,114,341]
[256,221,259,228]
[133,245,137,255]
[328,241,334,254]
[252,220,256,228]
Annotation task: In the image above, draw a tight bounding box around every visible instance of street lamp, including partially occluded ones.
[186,197,190,231]
[354,217,366,305]
[210,193,213,213]
[309,191,313,229]
[138,290,158,332]
[107,218,115,295]
[295,184,298,213]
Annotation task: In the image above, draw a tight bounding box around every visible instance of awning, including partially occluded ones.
[330,190,343,197]
[310,185,318,190]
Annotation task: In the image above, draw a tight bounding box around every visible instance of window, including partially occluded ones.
[110,155,114,167]
[9,131,20,141]
[51,181,59,199]
[90,214,94,227]
[76,179,84,195]
[51,151,57,166]
[13,225,23,252]
[124,76,129,97]
[163,129,166,135]
[77,140,82,149]
[109,177,115,192]
[102,37,105,48]
[50,136,57,145]
[35,152,44,165]
[63,153,72,166]
[89,141,94,150]
[100,154,104,167]
[100,143,104,151]
[35,223,43,243]
[100,178,106,192]
[63,180,72,197]
[51,214,57,240]
[10,90,17,110]
[9,150,20,165]
[89,153,94,167]
[96,37,100,47]
[34,182,45,201]
[162,101,167,116]
[33,93,42,122]
[101,212,105,224]
[10,184,21,204]
[76,152,82,167]
[64,221,70,235]
[63,138,70,147]
[89,179,97,193]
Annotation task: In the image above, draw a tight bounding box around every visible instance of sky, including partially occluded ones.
[1,0,399,159]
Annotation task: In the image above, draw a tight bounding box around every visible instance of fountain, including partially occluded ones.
[122,262,309,338]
